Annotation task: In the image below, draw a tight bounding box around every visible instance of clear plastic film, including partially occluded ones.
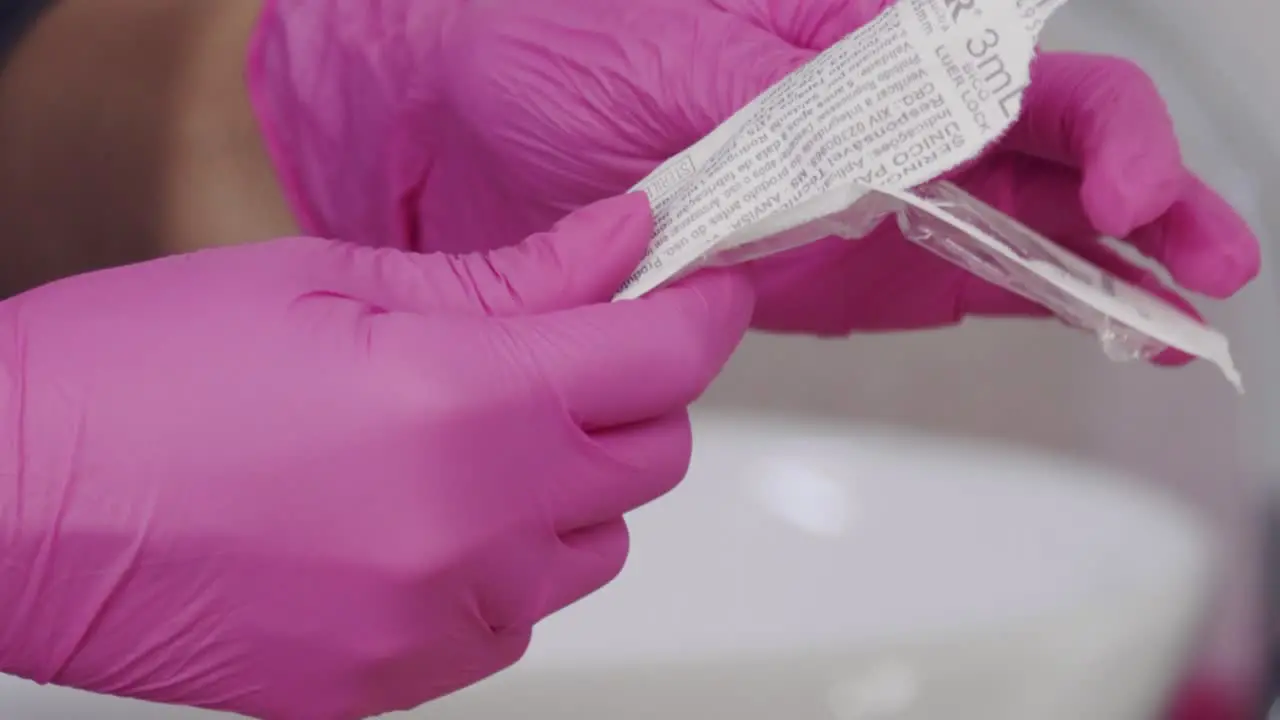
[892,181,1170,365]
[655,180,1242,392]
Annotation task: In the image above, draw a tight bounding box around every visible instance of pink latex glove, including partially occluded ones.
[0,194,754,719]
[250,0,1259,355]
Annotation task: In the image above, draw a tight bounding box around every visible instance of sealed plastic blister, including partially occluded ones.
[635,179,1242,392]
[889,181,1241,390]
[893,181,1171,365]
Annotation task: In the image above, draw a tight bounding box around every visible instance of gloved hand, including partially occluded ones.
[249,0,1258,352]
[0,194,754,719]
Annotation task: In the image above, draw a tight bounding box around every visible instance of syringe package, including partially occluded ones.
[615,0,1241,391]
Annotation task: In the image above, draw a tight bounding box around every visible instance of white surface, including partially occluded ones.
[0,414,1212,719]
[423,414,1213,720]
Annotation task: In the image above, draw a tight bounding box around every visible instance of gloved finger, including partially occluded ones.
[707,0,889,49]
[541,519,631,619]
[1124,176,1261,298]
[1054,234,1202,366]
[554,411,692,532]
[345,193,652,318]
[955,153,1095,238]
[521,268,754,429]
[999,52,1188,237]
[960,154,1259,297]
[466,524,567,635]
[978,153,1261,298]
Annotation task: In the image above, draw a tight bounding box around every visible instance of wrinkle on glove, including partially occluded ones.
[0,193,754,720]
[249,0,1258,348]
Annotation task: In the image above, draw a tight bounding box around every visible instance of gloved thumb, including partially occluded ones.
[425,192,655,316]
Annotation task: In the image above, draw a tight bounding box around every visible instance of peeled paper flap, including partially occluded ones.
[616,0,1067,299]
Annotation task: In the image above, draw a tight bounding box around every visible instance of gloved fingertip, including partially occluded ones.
[1166,242,1261,302]
[597,190,657,230]
[554,191,655,268]
[660,267,757,362]
[596,191,657,279]
[1191,250,1261,300]
[1080,157,1187,238]
[536,192,656,307]
[458,194,655,315]
[1159,182,1262,299]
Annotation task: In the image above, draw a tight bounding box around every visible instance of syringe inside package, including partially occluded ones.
[614,0,1242,392]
